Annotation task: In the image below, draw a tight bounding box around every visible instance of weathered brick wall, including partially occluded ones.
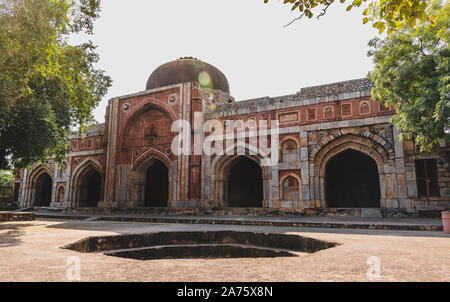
[13,75,449,213]
[403,140,450,209]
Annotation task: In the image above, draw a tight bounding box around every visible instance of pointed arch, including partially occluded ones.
[129,150,173,208]
[121,97,177,131]
[280,173,301,201]
[315,135,387,177]
[211,141,273,172]
[312,134,389,208]
[26,165,54,207]
[118,98,177,149]
[211,144,272,208]
[132,148,172,171]
[28,165,53,184]
[70,158,103,208]
[71,158,102,180]
[325,149,381,208]
[33,172,53,206]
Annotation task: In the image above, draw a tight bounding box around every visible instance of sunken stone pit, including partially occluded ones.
[62,231,338,260]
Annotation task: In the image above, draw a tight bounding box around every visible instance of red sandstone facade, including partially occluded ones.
[13,58,450,216]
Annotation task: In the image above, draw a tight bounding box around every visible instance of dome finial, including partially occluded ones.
[178,56,198,61]
[146,58,229,93]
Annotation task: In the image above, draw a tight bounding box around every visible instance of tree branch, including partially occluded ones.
[283,12,306,28]
[317,3,332,19]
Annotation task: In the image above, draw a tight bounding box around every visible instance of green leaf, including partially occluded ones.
[0,0,111,168]
[407,17,416,28]
[368,1,449,152]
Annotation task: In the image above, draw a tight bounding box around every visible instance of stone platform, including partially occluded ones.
[0,211,36,222]
[34,211,443,232]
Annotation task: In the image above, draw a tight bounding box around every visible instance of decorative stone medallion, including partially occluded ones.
[168,93,178,106]
[122,102,131,113]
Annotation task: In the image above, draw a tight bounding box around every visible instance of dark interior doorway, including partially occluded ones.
[326,149,380,208]
[79,169,101,208]
[145,160,169,207]
[13,183,20,202]
[227,157,263,207]
[34,173,52,206]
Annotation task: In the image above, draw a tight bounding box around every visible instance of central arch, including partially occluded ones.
[227,157,263,207]
[211,144,272,208]
[144,159,169,207]
[34,172,52,206]
[214,155,264,208]
[325,149,381,208]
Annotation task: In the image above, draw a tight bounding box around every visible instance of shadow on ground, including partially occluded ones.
[0,223,38,247]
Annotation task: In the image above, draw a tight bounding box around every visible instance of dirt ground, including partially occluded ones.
[0,218,449,282]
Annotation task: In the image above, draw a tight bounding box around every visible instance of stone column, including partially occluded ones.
[393,127,411,208]
[103,98,119,210]
[270,165,279,208]
[299,130,312,207]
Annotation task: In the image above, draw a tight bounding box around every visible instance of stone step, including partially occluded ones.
[38,212,444,232]
[0,211,36,221]
[100,243,303,256]
[99,243,306,260]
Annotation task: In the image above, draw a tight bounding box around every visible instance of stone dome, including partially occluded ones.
[146,57,230,93]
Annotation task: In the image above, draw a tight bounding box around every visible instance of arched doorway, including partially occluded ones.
[226,157,263,207]
[34,173,52,206]
[325,149,380,208]
[78,169,101,208]
[144,160,169,207]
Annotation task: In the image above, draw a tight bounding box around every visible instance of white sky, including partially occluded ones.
[71,0,379,123]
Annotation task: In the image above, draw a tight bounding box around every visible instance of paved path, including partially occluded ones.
[0,219,449,281]
[34,211,444,231]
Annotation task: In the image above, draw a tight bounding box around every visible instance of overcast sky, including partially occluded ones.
[70,0,379,123]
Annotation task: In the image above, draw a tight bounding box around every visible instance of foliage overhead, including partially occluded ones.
[264,0,440,34]
[0,169,12,186]
[368,1,449,152]
[0,0,112,169]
